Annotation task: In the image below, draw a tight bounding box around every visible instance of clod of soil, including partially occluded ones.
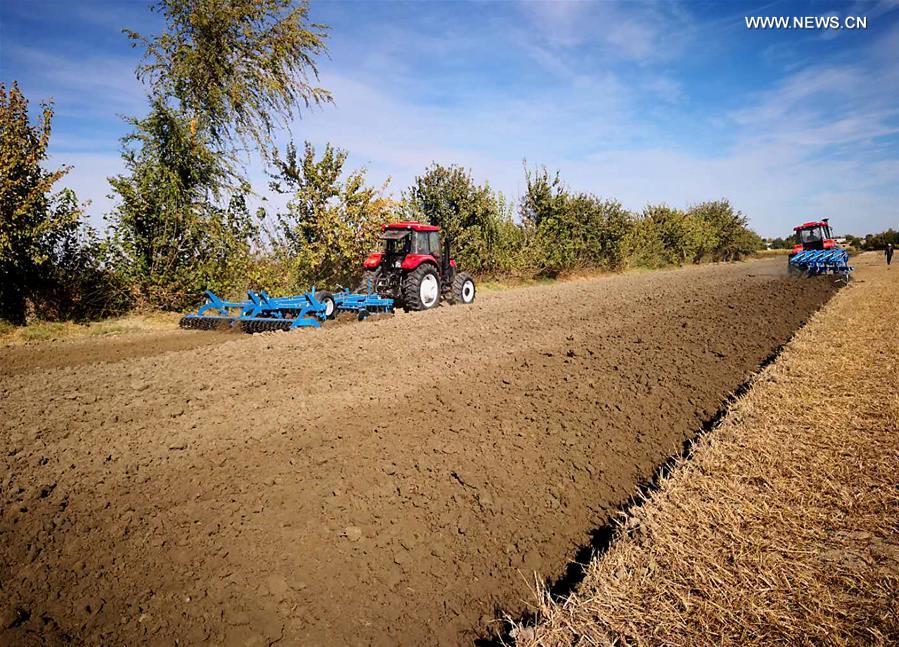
[0,258,838,645]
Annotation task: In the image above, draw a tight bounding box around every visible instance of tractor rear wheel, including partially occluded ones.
[357,270,380,294]
[403,264,441,311]
[450,272,476,305]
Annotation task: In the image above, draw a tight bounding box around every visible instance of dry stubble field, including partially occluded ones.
[519,252,898,646]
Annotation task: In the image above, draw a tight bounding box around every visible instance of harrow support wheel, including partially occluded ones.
[317,290,336,319]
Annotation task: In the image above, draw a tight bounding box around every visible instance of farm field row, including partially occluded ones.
[1,257,838,645]
[518,253,898,646]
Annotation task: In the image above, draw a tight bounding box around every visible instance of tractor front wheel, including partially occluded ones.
[450,272,476,304]
[403,264,441,311]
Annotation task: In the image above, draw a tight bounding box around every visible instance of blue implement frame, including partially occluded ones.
[331,289,395,316]
[789,249,852,276]
[181,289,329,330]
[181,286,396,332]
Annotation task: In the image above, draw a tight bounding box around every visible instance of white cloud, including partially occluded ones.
[517,0,690,63]
[12,0,897,240]
[6,44,145,118]
[54,152,123,230]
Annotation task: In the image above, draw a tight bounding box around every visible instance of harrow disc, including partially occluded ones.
[180,316,234,331]
[236,318,294,334]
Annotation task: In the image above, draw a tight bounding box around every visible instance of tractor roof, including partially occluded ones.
[794,220,830,231]
[384,221,440,232]
[379,229,410,240]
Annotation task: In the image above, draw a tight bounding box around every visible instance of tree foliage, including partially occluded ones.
[103,0,333,312]
[767,236,794,250]
[403,163,518,273]
[688,199,763,261]
[107,102,258,309]
[521,166,633,275]
[0,83,92,323]
[642,204,703,264]
[862,229,899,250]
[126,0,330,157]
[266,141,393,289]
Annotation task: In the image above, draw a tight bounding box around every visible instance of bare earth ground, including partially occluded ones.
[0,329,232,378]
[0,259,837,646]
[519,253,898,646]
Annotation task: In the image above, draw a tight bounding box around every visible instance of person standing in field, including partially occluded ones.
[886,243,894,268]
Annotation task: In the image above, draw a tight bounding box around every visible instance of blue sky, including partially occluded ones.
[2,0,897,237]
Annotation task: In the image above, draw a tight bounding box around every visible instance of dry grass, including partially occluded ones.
[515,252,899,646]
[0,311,178,344]
[753,248,792,257]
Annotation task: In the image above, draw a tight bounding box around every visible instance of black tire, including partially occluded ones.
[449,272,476,305]
[358,309,370,321]
[316,290,336,319]
[402,264,441,311]
[357,270,380,294]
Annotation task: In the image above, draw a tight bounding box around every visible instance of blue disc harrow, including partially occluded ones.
[180,289,329,332]
[330,289,395,320]
[180,287,395,333]
[789,249,852,277]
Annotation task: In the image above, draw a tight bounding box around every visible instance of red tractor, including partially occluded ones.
[361,221,476,311]
[790,219,837,256]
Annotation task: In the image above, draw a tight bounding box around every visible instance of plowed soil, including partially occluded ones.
[0,259,838,646]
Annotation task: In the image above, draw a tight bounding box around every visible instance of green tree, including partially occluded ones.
[267,141,393,289]
[862,229,899,250]
[624,216,668,269]
[688,199,762,261]
[843,234,862,249]
[107,102,258,309]
[0,83,83,324]
[768,236,794,250]
[403,163,515,273]
[521,165,634,275]
[107,0,333,310]
[126,0,330,158]
[642,204,702,265]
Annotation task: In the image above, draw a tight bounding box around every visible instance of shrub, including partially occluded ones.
[403,163,521,274]
[689,199,763,262]
[106,102,258,310]
[267,142,394,290]
[643,204,702,265]
[521,166,634,276]
[624,217,668,269]
[862,229,899,250]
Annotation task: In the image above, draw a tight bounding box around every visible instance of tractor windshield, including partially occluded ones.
[798,227,825,244]
[381,229,410,255]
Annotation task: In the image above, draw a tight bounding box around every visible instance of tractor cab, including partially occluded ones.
[791,219,835,255]
[361,221,476,311]
[378,222,442,262]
